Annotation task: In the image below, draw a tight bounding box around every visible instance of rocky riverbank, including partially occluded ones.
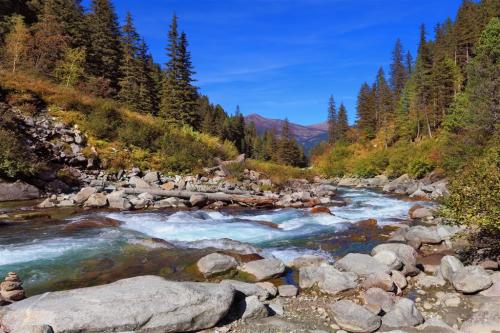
[1,205,498,333]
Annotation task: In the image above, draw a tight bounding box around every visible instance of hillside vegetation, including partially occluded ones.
[313,1,499,231]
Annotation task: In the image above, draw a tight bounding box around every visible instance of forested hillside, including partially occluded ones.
[313,0,499,230]
[0,0,307,180]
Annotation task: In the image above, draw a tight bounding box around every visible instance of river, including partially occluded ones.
[0,188,431,296]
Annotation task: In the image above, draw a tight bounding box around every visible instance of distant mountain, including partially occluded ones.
[245,113,328,153]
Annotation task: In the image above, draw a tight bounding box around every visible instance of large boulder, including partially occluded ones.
[83,193,108,208]
[439,256,464,283]
[405,226,442,245]
[334,253,390,277]
[329,300,381,333]
[409,206,434,219]
[451,265,492,294]
[73,187,97,205]
[291,254,327,268]
[371,243,419,276]
[220,280,270,301]
[0,179,40,202]
[383,174,412,193]
[460,298,500,333]
[106,191,132,210]
[362,288,396,313]
[240,259,285,281]
[299,265,357,295]
[197,253,238,277]
[382,298,424,327]
[372,250,403,270]
[240,295,268,320]
[0,276,234,333]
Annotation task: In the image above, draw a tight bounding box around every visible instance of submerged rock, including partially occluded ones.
[0,276,234,333]
[184,238,261,255]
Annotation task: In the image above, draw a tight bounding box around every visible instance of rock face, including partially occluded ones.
[240,259,285,281]
[197,253,238,277]
[329,300,381,333]
[0,179,40,202]
[382,298,424,327]
[0,272,25,303]
[451,266,492,294]
[299,265,357,295]
[334,253,390,277]
[0,276,234,333]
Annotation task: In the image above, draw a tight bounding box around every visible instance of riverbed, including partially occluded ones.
[0,188,431,296]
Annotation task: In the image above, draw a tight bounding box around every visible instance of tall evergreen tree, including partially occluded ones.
[337,102,349,142]
[390,38,407,97]
[406,50,413,76]
[327,95,337,144]
[356,82,376,139]
[117,12,141,108]
[177,31,198,127]
[40,0,87,48]
[137,39,160,115]
[86,0,122,90]
[414,24,434,138]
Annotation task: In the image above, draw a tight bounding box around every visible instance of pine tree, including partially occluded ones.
[406,51,413,76]
[337,103,349,142]
[390,38,407,97]
[86,0,122,90]
[30,6,69,75]
[3,15,30,73]
[356,82,377,139]
[137,39,160,115]
[160,14,181,122]
[177,31,198,127]
[327,95,337,144]
[414,24,434,138]
[40,0,87,48]
[117,12,141,108]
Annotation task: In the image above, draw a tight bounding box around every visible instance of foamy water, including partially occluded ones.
[0,188,430,290]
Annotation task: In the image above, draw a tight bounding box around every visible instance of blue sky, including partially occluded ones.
[83,0,462,125]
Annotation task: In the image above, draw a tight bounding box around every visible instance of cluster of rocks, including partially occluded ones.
[37,165,341,211]
[336,173,449,200]
[0,273,24,305]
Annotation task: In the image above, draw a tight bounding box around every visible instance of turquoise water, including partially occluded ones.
[0,188,430,295]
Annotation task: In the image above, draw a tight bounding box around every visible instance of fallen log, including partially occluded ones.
[120,188,276,206]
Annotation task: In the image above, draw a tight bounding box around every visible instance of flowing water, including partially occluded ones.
[0,188,431,295]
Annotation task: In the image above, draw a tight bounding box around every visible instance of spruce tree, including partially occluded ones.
[406,51,413,76]
[86,0,122,90]
[356,82,377,139]
[390,38,407,97]
[414,24,434,138]
[40,0,87,48]
[160,14,181,122]
[337,103,349,142]
[117,12,141,108]
[327,95,337,144]
[137,39,160,115]
[177,31,198,127]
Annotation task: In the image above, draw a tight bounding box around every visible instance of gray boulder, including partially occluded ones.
[190,194,208,207]
[382,298,424,327]
[106,191,132,210]
[329,300,381,333]
[361,272,396,292]
[0,276,234,333]
[143,171,160,184]
[439,255,464,283]
[129,176,151,189]
[278,284,298,297]
[460,298,500,333]
[240,259,285,281]
[291,254,327,268]
[372,250,403,270]
[362,287,396,313]
[451,265,492,294]
[409,207,434,219]
[0,179,40,202]
[241,295,268,320]
[220,280,270,301]
[334,253,390,277]
[299,265,357,295]
[405,226,442,245]
[197,253,237,277]
[371,243,419,276]
[83,193,108,208]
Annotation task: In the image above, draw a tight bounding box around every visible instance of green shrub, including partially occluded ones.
[408,158,434,178]
[85,101,122,139]
[322,144,351,177]
[441,146,500,230]
[0,128,37,178]
[117,119,161,150]
[353,150,389,178]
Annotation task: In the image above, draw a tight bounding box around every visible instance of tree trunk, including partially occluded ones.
[120,188,277,206]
